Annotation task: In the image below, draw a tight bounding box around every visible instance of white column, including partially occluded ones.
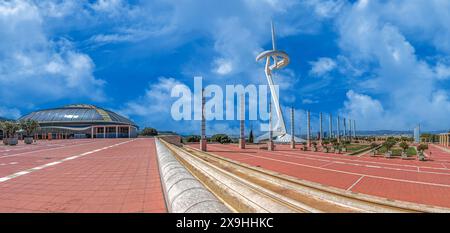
[319,112,323,142]
[343,117,347,139]
[290,107,295,149]
[307,110,311,147]
[116,126,118,138]
[348,118,352,141]
[128,126,131,138]
[200,88,207,151]
[103,126,106,139]
[91,127,94,139]
[268,98,273,151]
[239,94,245,149]
[329,113,333,139]
[337,116,341,143]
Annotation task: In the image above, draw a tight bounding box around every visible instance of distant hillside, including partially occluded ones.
[176,129,450,138]
[0,116,13,121]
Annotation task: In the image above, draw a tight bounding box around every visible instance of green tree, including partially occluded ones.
[19,119,40,137]
[383,140,396,152]
[2,121,19,138]
[140,127,158,136]
[185,135,201,142]
[399,142,409,152]
[417,144,428,152]
[248,130,254,143]
[211,134,232,144]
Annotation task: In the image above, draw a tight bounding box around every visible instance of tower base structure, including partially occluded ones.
[267,140,274,151]
[256,132,305,144]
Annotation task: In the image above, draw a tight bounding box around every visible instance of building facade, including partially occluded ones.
[19,104,138,139]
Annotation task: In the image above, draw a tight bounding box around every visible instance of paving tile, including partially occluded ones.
[0,139,166,213]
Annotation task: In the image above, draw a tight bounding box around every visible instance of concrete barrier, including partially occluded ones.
[158,135,182,146]
[155,138,230,213]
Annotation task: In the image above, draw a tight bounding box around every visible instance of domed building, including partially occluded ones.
[19,104,138,139]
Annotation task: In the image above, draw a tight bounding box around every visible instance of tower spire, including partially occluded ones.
[271,20,276,51]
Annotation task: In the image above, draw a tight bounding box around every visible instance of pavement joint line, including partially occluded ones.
[0,141,89,153]
[206,148,450,188]
[0,139,136,183]
[269,145,450,171]
[219,146,449,176]
[0,140,104,159]
[346,176,365,191]
[246,147,450,176]
[319,162,335,168]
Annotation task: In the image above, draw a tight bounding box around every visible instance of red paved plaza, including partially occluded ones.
[189,143,450,208]
[0,138,166,213]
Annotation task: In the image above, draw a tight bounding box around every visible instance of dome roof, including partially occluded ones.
[19,104,137,127]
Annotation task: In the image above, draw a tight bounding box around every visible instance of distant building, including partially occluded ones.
[19,104,138,139]
[414,125,420,143]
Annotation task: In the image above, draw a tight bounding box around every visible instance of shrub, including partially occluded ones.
[211,134,232,144]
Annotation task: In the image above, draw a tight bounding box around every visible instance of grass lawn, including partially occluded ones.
[407,147,417,156]
[377,145,387,154]
[376,146,417,156]
[346,144,370,152]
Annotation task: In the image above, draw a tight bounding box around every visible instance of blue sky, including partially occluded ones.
[1,0,450,135]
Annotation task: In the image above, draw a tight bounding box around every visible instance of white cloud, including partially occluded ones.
[309,57,336,76]
[90,0,124,13]
[213,58,233,75]
[336,0,450,130]
[340,90,386,129]
[307,0,346,18]
[0,0,105,111]
[434,62,450,80]
[119,77,185,118]
[302,99,318,104]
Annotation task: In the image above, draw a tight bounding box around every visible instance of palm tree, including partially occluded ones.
[0,121,6,144]
[321,140,329,153]
[417,144,428,161]
[332,141,340,154]
[312,141,317,152]
[20,119,40,144]
[399,141,409,159]
[383,140,396,158]
[3,121,19,145]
